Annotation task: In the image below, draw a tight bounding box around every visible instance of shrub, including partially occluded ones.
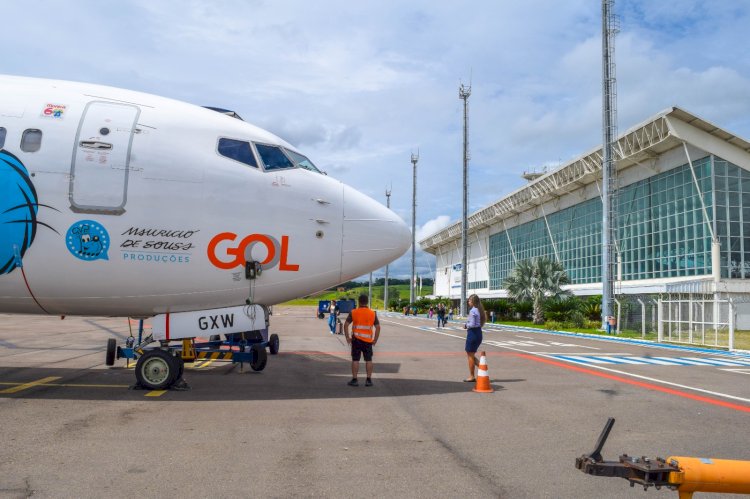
[569,311,586,328]
[545,320,565,331]
[544,296,583,323]
[585,320,602,330]
[512,300,533,319]
[583,296,602,320]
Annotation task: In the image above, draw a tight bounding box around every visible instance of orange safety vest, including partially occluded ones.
[351,307,376,343]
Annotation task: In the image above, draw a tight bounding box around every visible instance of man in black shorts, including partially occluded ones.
[343,294,380,386]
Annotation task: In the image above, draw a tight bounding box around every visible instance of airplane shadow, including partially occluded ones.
[0,351,522,401]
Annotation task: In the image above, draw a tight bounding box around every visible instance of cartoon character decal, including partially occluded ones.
[66,220,110,261]
[0,150,40,275]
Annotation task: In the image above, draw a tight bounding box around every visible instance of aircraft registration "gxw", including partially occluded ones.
[198,314,234,330]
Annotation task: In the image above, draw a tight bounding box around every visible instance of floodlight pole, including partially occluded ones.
[601,0,619,328]
[459,83,471,316]
[410,152,419,305]
[384,187,392,309]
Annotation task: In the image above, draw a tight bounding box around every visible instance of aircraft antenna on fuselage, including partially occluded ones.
[203,106,244,121]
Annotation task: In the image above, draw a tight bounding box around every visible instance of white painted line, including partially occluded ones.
[683,357,740,366]
[719,369,750,375]
[537,356,750,404]
[484,340,512,348]
[544,352,626,356]
[549,341,600,350]
[559,355,612,364]
[624,357,677,365]
[594,356,645,365]
[707,357,750,366]
[651,357,707,366]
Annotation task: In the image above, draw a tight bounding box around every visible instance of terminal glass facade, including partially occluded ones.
[488,155,749,289]
[715,157,750,278]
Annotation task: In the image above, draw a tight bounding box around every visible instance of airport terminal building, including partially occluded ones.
[419,107,750,346]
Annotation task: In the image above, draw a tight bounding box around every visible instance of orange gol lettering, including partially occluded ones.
[207,232,299,271]
[278,235,299,271]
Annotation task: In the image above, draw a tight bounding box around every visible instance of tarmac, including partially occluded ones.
[1,307,749,498]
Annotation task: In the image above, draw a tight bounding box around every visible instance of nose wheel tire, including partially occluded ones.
[135,350,178,390]
[105,338,116,366]
[250,344,267,371]
[269,333,280,355]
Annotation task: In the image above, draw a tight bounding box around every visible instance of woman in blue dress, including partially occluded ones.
[463,294,486,382]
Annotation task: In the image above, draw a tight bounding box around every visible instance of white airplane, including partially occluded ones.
[0,75,410,389]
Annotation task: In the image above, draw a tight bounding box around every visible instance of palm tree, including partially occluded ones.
[503,257,571,325]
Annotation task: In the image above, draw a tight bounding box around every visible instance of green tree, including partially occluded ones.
[503,257,571,325]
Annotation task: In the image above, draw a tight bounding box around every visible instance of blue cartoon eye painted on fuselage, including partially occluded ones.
[0,150,39,275]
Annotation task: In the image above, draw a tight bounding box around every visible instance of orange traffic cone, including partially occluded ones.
[473,351,494,393]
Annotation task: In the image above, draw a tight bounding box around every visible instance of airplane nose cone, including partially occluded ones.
[341,185,411,281]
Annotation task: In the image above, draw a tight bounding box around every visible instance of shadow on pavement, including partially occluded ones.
[0,351,521,401]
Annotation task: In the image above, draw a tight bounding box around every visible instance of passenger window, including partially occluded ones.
[285,148,321,173]
[0,127,5,148]
[218,138,258,168]
[20,129,42,152]
[255,143,294,171]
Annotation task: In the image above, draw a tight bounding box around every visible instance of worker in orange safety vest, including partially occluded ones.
[344,294,381,387]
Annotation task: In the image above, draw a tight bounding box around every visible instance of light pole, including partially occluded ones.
[410,152,418,305]
[459,83,471,316]
[601,0,618,328]
[384,187,392,309]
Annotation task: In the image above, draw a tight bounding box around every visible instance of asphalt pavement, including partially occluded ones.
[1,308,748,498]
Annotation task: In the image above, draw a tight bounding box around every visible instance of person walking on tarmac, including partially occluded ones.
[328,300,338,334]
[344,294,380,387]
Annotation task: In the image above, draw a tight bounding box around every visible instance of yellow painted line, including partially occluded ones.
[0,381,128,389]
[196,358,216,369]
[57,383,128,388]
[0,376,61,394]
[145,390,167,397]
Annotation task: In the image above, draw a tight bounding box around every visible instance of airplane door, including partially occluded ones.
[69,101,140,215]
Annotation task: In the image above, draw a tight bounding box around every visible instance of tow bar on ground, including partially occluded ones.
[576,418,750,498]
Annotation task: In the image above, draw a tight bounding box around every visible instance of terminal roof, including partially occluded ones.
[419,107,750,254]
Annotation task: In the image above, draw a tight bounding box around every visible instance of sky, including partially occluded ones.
[4,0,750,280]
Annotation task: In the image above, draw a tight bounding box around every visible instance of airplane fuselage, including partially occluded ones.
[0,76,409,316]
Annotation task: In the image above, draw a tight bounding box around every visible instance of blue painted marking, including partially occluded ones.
[553,355,600,365]
[550,354,750,367]
[684,357,739,366]
[650,357,705,366]
[587,356,629,365]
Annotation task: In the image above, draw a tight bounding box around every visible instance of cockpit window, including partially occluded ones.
[255,143,295,171]
[218,138,258,168]
[285,148,321,173]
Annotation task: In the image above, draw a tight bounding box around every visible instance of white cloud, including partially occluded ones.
[416,215,452,242]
